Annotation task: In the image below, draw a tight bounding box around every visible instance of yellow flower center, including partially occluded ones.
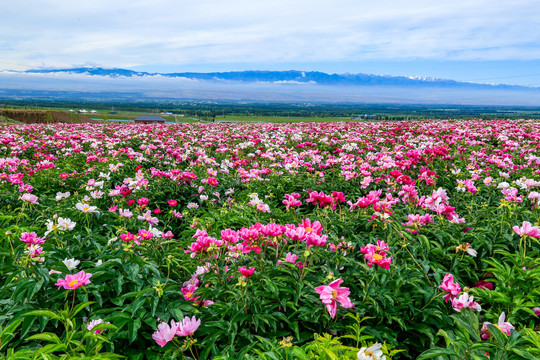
[372,254,383,261]
[186,292,192,298]
[68,280,78,287]
[305,227,312,233]
[331,289,338,300]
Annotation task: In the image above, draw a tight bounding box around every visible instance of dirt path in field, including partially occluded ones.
[2,109,101,124]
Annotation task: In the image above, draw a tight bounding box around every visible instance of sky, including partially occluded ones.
[2,0,540,86]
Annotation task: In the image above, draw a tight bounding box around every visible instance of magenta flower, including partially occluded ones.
[176,316,201,336]
[360,240,392,269]
[481,312,515,339]
[473,280,494,290]
[152,320,177,347]
[20,232,46,245]
[314,279,354,318]
[238,266,255,277]
[439,274,461,303]
[512,221,540,238]
[55,271,92,290]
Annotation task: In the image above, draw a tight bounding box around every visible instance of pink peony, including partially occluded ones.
[176,316,201,336]
[451,292,481,312]
[238,266,255,277]
[439,274,461,303]
[152,320,177,347]
[20,232,46,245]
[481,312,514,339]
[512,221,540,238]
[55,271,92,290]
[314,279,354,318]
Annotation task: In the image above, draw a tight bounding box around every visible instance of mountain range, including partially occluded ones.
[23,67,531,90]
[0,67,538,105]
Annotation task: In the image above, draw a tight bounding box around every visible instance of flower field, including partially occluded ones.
[1,120,539,359]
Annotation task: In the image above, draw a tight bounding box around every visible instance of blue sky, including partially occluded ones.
[2,0,540,86]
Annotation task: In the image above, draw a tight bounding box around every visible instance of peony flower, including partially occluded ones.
[357,342,386,360]
[512,221,540,238]
[451,292,481,312]
[19,193,39,204]
[76,202,98,213]
[87,319,105,334]
[314,278,354,318]
[481,312,515,339]
[278,252,299,265]
[62,258,80,271]
[20,232,45,245]
[439,274,461,303]
[473,280,494,290]
[176,316,201,336]
[360,240,392,269]
[55,192,71,201]
[57,217,76,231]
[238,266,255,277]
[455,243,477,257]
[55,271,92,290]
[152,320,177,347]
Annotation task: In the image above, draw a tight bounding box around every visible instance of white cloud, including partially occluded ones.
[1,0,540,70]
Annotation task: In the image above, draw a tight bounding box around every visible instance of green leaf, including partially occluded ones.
[417,347,457,359]
[71,301,95,317]
[291,347,311,360]
[27,332,61,344]
[23,310,61,320]
[510,347,538,360]
[127,317,141,344]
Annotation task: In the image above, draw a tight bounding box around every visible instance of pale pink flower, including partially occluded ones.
[152,320,177,347]
[451,292,481,312]
[512,221,540,238]
[278,252,299,265]
[19,193,39,204]
[87,319,105,334]
[176,316,201,336]
[481,312,515,339]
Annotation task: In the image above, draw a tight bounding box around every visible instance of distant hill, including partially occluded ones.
[24,67,531,90]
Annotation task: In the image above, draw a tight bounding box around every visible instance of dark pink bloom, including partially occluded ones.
[360,240,392,269]
[20,232,46,245]
[283,193,302,209]
[473,280,494,290]
[238,266,255,277]
[181,284,200,301]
